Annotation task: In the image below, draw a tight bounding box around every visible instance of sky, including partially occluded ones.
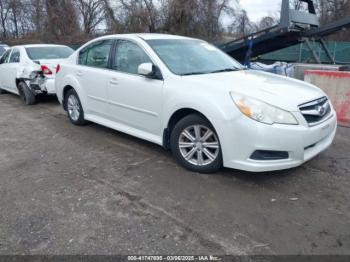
[239,0,282,22]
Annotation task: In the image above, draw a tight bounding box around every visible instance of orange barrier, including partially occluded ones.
[304,70,350,127]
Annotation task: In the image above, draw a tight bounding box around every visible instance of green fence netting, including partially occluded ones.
[260,41,350,64]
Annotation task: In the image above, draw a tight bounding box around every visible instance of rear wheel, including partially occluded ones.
[170,114,223,173]
[64,89,87,126]
[18,81,36,105]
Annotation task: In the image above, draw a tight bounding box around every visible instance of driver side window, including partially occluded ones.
[112,40,152,75]
[0,49,11,64]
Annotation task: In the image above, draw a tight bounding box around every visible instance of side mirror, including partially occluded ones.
[138,63,163,80]
[138,63,153,76]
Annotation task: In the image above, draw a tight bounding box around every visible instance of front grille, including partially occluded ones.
[299,97,331,126]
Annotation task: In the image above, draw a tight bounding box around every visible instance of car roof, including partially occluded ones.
[134,33,193,40]
[13,44,70,48]
[96,33,195,41]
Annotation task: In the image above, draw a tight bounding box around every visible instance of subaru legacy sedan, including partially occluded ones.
[55,34,337,173]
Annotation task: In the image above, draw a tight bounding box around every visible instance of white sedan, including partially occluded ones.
[0,44,74,105]
[55,34,337,173]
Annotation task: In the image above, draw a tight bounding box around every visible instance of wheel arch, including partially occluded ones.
[62,85,75,110]
[15,78,28,96]
[15,78,23,87]
[59,75,86,111]
[163,108,213,150]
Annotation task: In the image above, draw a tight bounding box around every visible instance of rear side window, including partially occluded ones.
[0,49,11,64]
[78,40,113,69]
[25,46,74,60]
[9,48,20,63]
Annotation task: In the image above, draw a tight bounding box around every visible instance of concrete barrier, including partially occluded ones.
[305,70,350,127]
[293,64,343,80]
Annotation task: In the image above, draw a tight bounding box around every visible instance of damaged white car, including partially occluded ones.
[0,44,74,105]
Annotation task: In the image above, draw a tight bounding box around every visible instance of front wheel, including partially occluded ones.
[170,114,223,173]
[64,89,87,126]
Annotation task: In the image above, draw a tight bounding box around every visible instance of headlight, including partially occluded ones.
[230,92,298,125]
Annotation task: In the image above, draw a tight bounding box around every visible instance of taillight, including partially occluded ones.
[56,64,61,74]
[41,65,53,75]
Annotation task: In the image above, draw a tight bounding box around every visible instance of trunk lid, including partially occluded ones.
[36,59,67,78]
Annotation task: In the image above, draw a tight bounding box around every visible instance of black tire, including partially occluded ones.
[17,82,36,105]
[64,89,87,126]
[0,88,7,94]
[170,114,223,174]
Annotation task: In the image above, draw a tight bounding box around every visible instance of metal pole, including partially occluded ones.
[319,38,336,64]
[305,39,321,64]
[299,43,303,62]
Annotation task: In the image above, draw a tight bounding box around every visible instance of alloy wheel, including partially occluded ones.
[67,94,80,121]
[178,125,220,166]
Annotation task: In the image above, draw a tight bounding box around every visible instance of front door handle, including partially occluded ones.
[109,78,119,85]
[76,70,83,77]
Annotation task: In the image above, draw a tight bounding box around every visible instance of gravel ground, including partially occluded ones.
[0,93,349,255]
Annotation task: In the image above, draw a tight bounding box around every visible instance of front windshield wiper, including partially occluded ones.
[209,68,243,74]
[180,72,208,76]
[180,67,244,76]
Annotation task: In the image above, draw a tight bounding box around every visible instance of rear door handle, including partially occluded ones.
[109,78,119,85]
[76,70,83,77]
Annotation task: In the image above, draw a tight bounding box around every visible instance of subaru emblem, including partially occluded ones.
[316,105,326,116]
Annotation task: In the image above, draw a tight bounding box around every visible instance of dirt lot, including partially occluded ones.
[0,93,349,255]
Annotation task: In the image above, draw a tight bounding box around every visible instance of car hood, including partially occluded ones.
[183,70,326,112]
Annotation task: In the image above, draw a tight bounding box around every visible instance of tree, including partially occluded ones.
[0,0,10,39]
[28,0,46,39]
[8,0,23,38]
[44,0,80,42]
[101,0,120,32]
[75,0,105,35]
[316,0,350,24]
[117,0,160,33]
[161,0,235,41]
[141,0,158,32]
[233,9,253,37]
[201,0,233,40]
[2,0,346,45]
[255,16,278,31]
[316,0,350,40]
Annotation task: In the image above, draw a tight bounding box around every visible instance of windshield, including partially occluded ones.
[25,46,74,60]
[146,39,243,75]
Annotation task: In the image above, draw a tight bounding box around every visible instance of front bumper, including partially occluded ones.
[214,110,337,172]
